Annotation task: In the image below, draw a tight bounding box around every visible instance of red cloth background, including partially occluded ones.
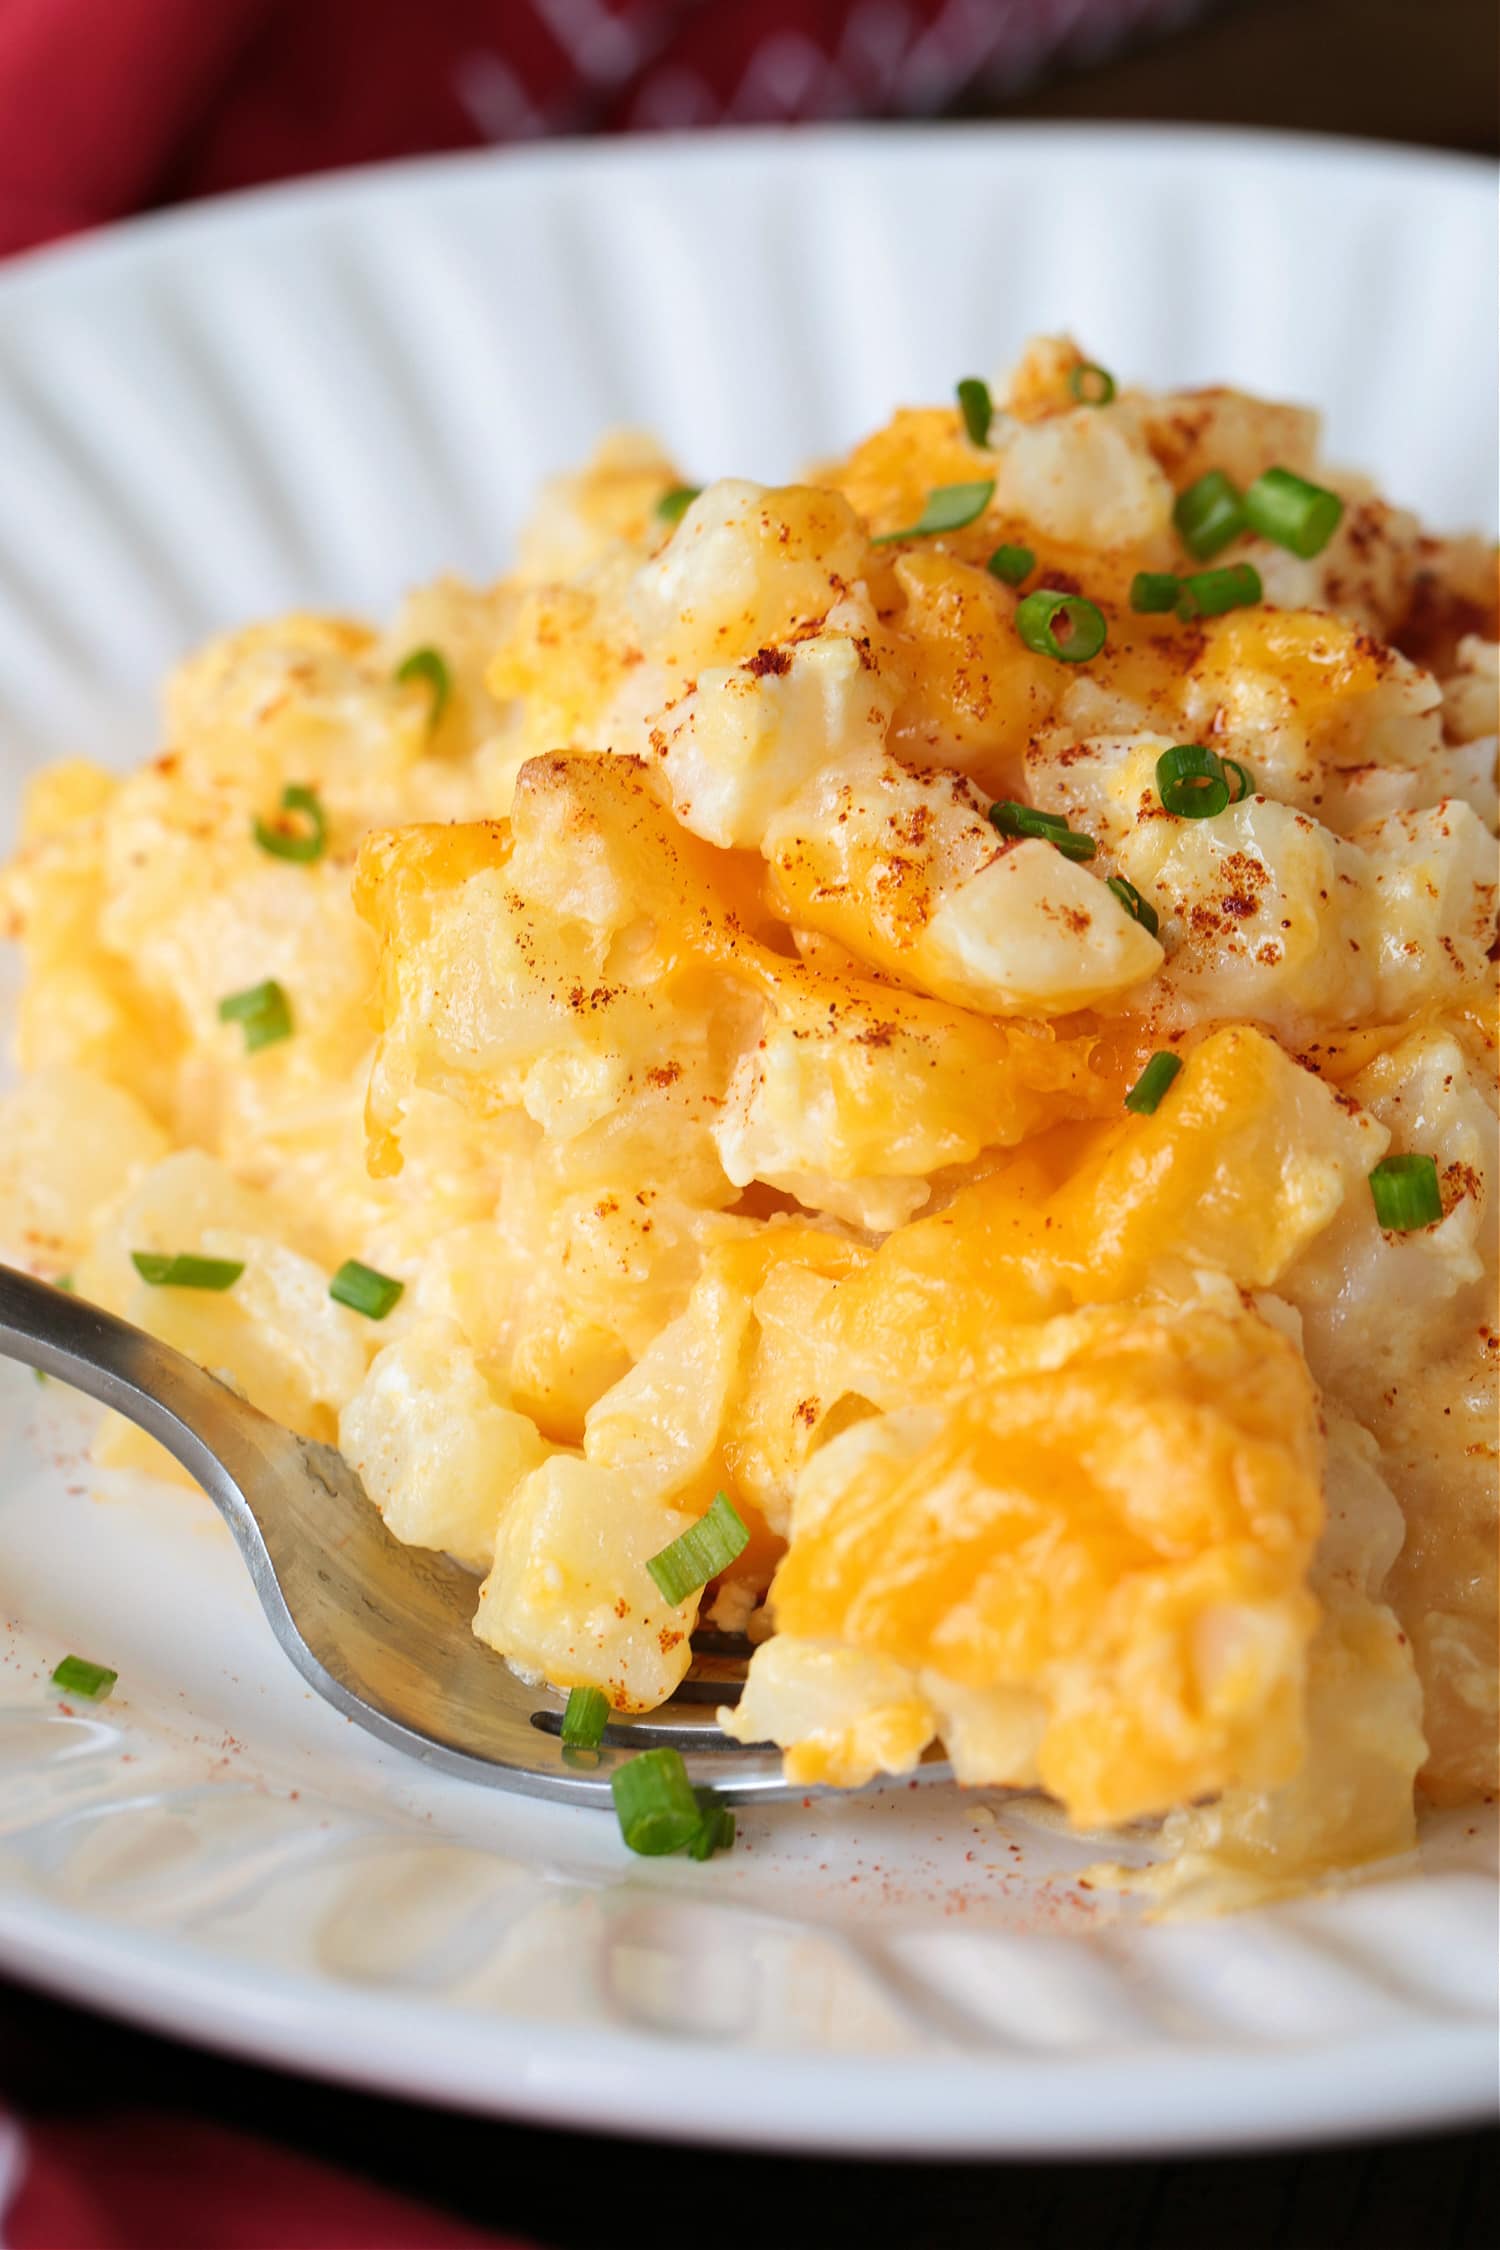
[3,2111,524,2249]
[0,0,1205,258]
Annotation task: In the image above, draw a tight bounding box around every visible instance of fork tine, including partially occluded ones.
[0,1264,951,1808]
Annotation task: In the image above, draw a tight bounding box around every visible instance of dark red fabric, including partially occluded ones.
[0,0,1204,258]
[0,0,263,253]
[6,2111,524,2250]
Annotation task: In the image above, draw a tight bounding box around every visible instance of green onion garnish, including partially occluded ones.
[1244,466,1344,559]
[1106,875,1159,937]
[687,1794,737,1861]
[611,1747,707,1856]
[328,1259,404,1321]
[394,647,451,730]
[873,479,995,545]
[253,784,327,864]
[1069,361,1116,406]
[1014,589,1107,665]
[217,978,293,1053]
[989,800,1097,861]
[987,543,1034,587]
[646,1491,749,1607]
[130,1252,244,1291]
[1130,571,1181,614]
[1125,1051,1183,1116]
[1176,561,1263,619]
[561,1686,610,1749]
[1156,744,1230,818]
[656,485,701,524]
[1368,1153,1443,1232]
[1222,758,1256,805]
[957,376,993,447]
[51,1654,118,1701]
[1173,470,1245,561]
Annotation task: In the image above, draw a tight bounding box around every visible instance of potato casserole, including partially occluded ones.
[2,336,1495,1903]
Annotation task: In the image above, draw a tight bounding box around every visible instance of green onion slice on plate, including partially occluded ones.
[687,1794,737,1861]
[611,1747,706,1856]
[51,1654,118,1701]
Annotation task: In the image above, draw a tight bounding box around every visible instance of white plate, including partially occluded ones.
[0,127,1496,2157]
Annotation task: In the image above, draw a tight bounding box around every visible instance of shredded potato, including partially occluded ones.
[3,335,1495,1909]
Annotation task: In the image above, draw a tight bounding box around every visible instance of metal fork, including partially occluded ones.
[1,1264,952,1806]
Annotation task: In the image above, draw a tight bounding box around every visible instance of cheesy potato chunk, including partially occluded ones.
[2,338,1495,1907]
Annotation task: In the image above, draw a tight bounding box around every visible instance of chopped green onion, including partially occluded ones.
[1047,829,1097,862]
[1156,744,1230,818]
[989,800,1097,861]
[217,978,293,1053]
[987,543,1034,587]
[990,800,1068,834]
[1368,1153,1443,1232]
[687,1793,737,1861]
[1173,470,1245,561]
[393,646,451,730]
[647,1491,749,1607]
[656,484,701,524]
[561,1686,610,1749]
[1014,589,1107,664]
[956,376,993,447]
[1125,1051,1183,1116]
[329,1259,404,1320]
[873,479,995,544]
[1222,758,1256,805]
[253,784,326,864]
[611,1747,705,1856]
[1244,466,1344,559]
[1069,361,1116,407]
[1130,571,1181,614]
[51,1654,118,1701]
[1106,875,1160,938]
[1177,561,1263,619]
[130,1252,244,1291]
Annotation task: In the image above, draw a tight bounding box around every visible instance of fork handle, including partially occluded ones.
[0,1260,523,1760]
[0,1260,282,1506]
